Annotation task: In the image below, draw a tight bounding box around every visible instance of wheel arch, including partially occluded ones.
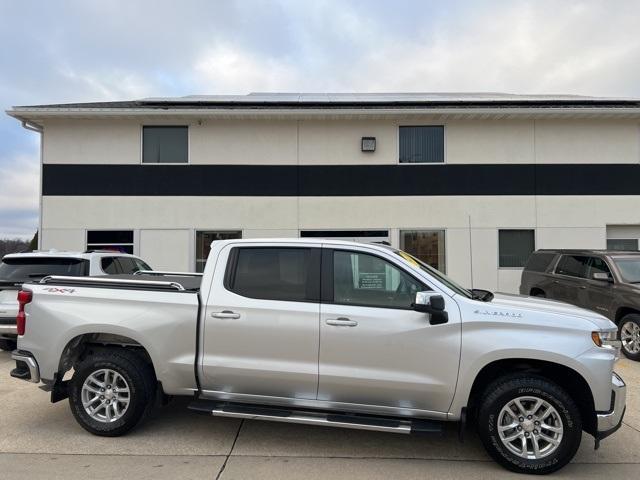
[466,358,596,435]
[614,307,640,325]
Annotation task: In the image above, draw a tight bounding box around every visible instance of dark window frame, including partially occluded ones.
[141,125,189,164]
[321,248,428,311]
[224,246,321,303]
[498,229,536,268]
[398,125,445,164]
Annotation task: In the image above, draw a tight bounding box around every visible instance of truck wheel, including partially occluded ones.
[68,348,155,436]
[477,375,582,475]
[619,314,640,361]
[0,338,17,351]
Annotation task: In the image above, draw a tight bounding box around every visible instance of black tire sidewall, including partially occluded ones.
[0,338,17,351]
[478,377,582,475]
[69,350,152,436]
[619,315,640,361]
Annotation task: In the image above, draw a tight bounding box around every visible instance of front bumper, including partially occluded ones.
[595,372,626,441]
[10,350,40,383]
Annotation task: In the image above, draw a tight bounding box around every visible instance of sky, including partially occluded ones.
[1,0,640,239]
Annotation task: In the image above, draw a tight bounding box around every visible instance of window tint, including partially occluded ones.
[101,257,120,274]
[499,230,535,268]
[399,126,444,163]
[142,126,188,164]
[555,255,589,278]
[333,251,425,309]
[227,248,318,302]
[87,230,134,254]
[0,257,87,282]
[116,257,139,274]
[524,252,557,272]
[589,257,611,277]
[134,258,152,271]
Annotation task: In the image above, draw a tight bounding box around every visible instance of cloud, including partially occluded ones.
[2,0,640,238]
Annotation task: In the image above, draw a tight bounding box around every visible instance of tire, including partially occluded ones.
[0,338,17,351]
[68,348,156,436]
[477,375,582,475]
[618,314,640,361]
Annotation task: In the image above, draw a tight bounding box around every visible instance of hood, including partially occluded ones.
[489,293,615,331]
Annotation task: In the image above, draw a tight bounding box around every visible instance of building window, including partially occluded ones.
[87,230,134,254]
[399,126,444,163]
[498,229,535,268]
[196,231,242,272]
[142,126,188,163]
[400,230,446,272]
[607,238,639,251]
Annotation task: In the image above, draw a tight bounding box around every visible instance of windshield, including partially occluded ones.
[613,257,640,283]
[0,257,88,282]
[393,249,474,299]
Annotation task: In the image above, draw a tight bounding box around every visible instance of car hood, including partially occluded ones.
[488,292,615,330]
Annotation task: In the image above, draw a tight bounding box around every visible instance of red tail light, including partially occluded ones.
[16,290,32,336]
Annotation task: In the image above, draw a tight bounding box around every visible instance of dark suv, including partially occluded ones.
[520,249,640,360]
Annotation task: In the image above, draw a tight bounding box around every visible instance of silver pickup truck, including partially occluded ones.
[10,239,626,474]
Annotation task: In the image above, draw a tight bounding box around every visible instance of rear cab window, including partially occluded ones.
[0,257,88,282]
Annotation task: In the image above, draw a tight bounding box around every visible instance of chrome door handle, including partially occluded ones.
[211,310,241,319]
[326,318,358,327]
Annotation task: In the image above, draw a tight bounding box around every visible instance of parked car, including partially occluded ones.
[0,250,152,350]
[10,239,624,474]
[520,249,640,361]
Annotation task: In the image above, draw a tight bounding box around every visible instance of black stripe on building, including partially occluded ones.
[42,164,640,196]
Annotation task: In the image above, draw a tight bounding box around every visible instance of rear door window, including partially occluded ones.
[0,257,88,282]
[555,255,589,278]
[226,247,320,302]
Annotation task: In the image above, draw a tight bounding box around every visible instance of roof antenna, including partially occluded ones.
[468,214,474,290]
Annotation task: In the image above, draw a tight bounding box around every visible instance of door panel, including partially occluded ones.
[318,248,461,413]
[583,257,615,318]
[201,244,321,399]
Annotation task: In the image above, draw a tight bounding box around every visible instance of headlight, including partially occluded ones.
[592,331,622,360]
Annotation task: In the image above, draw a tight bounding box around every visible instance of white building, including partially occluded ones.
[7,93,640,293]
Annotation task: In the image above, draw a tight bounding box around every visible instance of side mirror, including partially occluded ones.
[413,292,449,325]
[592,272,613,282]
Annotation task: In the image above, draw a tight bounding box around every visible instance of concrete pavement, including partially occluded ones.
[1,350,639,479]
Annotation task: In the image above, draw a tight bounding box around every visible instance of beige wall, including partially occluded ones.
[43,119,141,164]
[42,117,640,165]
[41,195,640,292]
[139,229,191,271]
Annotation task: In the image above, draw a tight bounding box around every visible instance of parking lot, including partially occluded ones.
[1,351,638,479]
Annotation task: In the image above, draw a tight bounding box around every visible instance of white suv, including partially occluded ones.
[0,250,152,350]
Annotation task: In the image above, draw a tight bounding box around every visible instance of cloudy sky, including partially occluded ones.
[1,0,640,239]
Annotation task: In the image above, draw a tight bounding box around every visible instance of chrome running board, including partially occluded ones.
[188,400,443,435]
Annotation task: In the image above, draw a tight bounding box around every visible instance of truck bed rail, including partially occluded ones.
[38,275,187,292]
[134,270,203,277]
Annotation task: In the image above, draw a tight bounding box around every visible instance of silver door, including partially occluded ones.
[318,247,461,414]
[201,243,321,399]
